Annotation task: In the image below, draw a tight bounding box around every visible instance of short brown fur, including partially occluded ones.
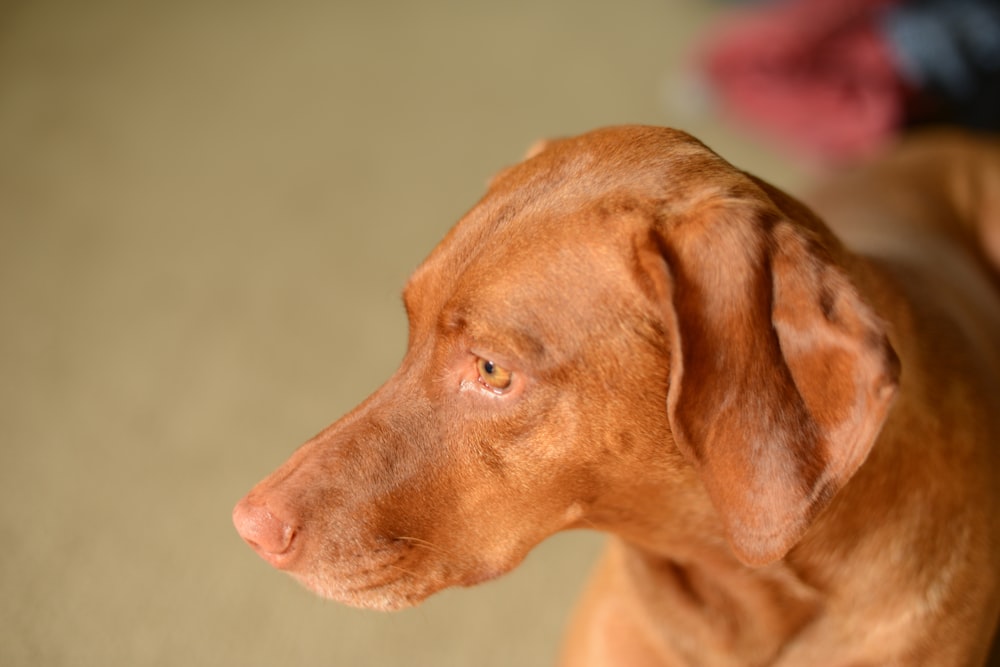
[235,126,1000,666]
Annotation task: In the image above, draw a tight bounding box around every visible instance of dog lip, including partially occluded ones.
[252,539,298,569]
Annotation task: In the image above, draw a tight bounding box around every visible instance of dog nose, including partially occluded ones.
[232,497,297,568]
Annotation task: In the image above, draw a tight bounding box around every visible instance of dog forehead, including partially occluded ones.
[433,128,722,253]
[403,126,740,328]
[410,213,630,318]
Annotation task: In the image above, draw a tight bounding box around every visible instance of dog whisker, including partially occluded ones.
[392,535,454,559]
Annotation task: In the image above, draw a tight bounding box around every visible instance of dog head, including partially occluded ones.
[233,126,899,609]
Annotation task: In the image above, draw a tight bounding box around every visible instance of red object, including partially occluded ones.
[700,0,910,162]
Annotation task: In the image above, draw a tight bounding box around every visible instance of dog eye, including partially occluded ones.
[476,358,513,392]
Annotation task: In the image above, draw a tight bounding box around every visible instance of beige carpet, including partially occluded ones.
[0,1,797,665]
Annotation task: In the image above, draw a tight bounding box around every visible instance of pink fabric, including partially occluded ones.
[699,0,909,162]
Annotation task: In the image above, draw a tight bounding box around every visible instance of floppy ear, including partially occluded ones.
[658,185,900,567]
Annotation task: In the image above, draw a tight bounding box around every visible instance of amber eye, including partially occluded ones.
[476,358,513,392]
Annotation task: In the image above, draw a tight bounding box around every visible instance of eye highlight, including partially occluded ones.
[476,358,513,392]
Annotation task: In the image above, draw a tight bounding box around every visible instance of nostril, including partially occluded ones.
[232,498,297,560]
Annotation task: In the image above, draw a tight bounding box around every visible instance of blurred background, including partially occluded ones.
[0,0,809,665]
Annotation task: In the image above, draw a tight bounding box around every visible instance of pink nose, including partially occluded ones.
[232,497,297,568]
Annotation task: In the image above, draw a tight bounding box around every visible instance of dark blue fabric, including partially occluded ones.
[883,0,1000,128]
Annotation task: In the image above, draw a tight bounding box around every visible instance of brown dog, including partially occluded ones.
[233,126,1000,666]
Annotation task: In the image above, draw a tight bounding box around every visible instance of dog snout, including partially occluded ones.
[232,497,298,569]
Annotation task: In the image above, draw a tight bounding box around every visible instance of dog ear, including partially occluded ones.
[658,184,900,566]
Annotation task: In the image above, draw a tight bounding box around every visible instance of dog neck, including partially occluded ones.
[616,539,823,665]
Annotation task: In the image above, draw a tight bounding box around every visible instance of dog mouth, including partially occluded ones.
[233,492,544,610]
[286,539,525,611]
[290,554,459,611]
